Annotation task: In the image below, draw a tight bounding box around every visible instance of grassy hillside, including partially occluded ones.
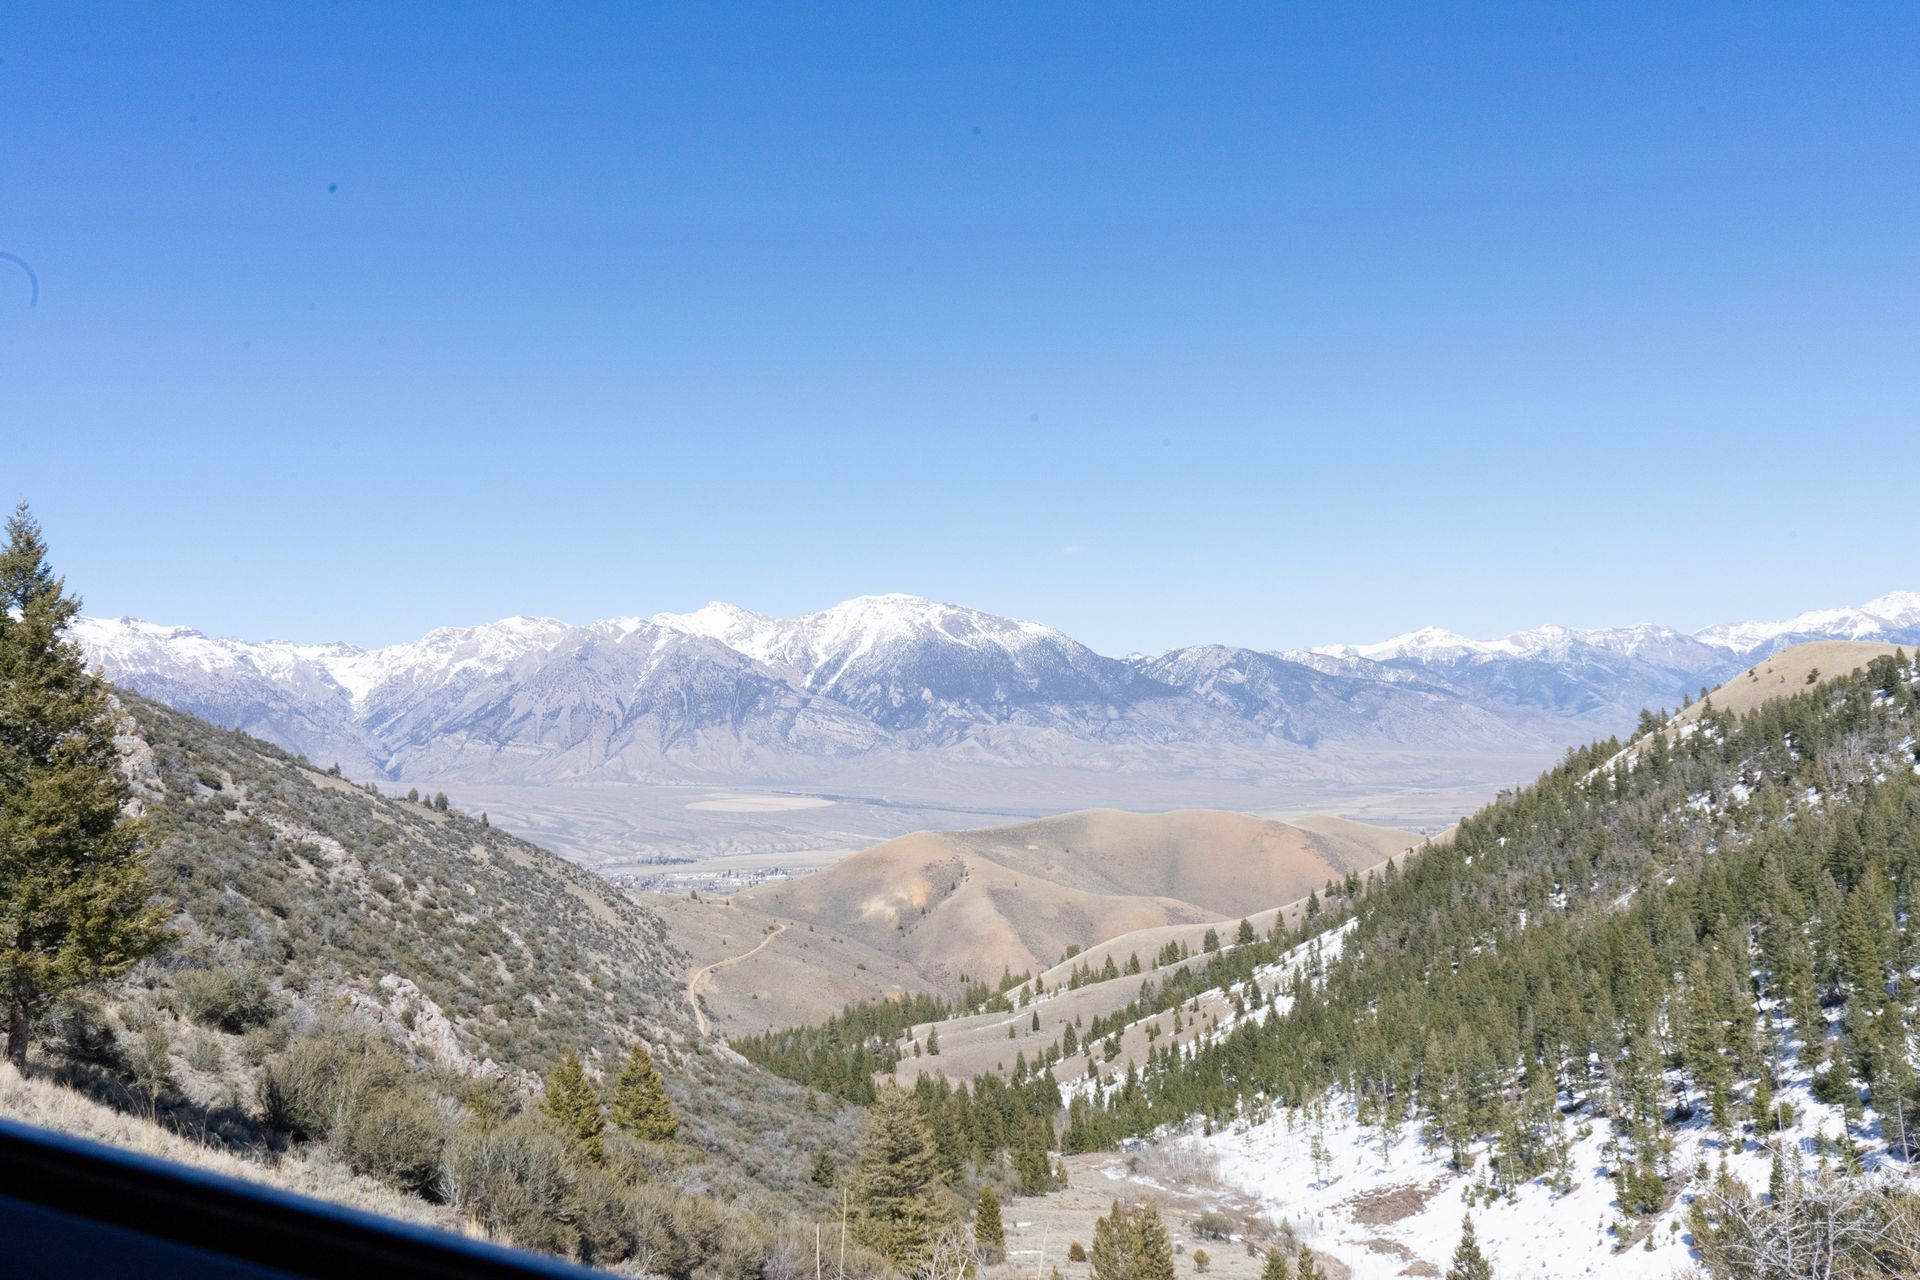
[8,691,869,1274]
[681,809,1416,1034]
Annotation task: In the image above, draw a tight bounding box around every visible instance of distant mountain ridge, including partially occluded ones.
[74,591,1920,793]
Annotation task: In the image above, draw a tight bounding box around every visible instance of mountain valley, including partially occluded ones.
[76,591,1920,872]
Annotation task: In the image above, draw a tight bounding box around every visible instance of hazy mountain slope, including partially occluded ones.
[1134,644,1533,749]
[367,621,887,782]
[1692,588,1920,653]
[658,593,1160,737]
[75,592,1919,854]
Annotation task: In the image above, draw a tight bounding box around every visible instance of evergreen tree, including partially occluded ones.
[927,1026,940,1056]
[1015,1114,1052,1194]
[608,1042,676,1141]
[0,505,168,1068]
[811,1149,837,1188]
[1260,1247,1292,1280]
[1837,894,1884,1014]
[1444,1215,1492,1280]
[850,1084,953,1273]
[975,1186,1005,1263]
[1295,1245,1323,1280]
[539,1051,604,1162]
[1091,1202,1134,1280]
[1127,1201,1176,1280]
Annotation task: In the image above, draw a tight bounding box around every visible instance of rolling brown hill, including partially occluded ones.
[670,808,1419,1034]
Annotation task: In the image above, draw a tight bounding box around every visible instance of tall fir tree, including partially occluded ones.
[1260,1247,1292,1280]
[1015,1114,1052,1195]
[974,1186,1005,1263]
[608,1042,676,1141]
[1090,1202,1134,1280]
[1127,1201,1176,1280]
[1444,1215,1492,1280]
[0,505,168,1069]
[850,1084,953,1274]
[539,1051,605,1162]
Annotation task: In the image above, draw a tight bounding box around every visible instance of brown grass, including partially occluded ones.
[0,1063,465,1232]
[682,809,1418,1037]
[1677,641,1903,728]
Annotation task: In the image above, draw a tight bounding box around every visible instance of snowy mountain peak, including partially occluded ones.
[1863,590,1920,627]
[70,586,1920,793]
[652,602,791,665]
[1322,593,1918,665]
[1693,592,1920,654]
[807,594,1066,649]
[1331,626,1505,663]
[325,615,573,702]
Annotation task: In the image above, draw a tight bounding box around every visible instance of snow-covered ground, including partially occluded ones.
[1203,1095,1690,1278]
[1177,1011,1911,1280]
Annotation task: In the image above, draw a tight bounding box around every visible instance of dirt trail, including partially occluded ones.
[684,922,787,1036]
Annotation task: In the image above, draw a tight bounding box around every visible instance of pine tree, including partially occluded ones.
[1261,1247,1292,1280]
[608,1042,677,1141]
[539,1051,604,1162]
[1016,1114,1052,1195]
[0,505,168,1068]
[1837,894,1884,1014]
[927,1026,940,1056]
[1128,1201,1176,1280]
[1295,1245,1323,1280]
[975,1186,1005,1262]
[1091,1202,1133,1280]
[811,1149,837,1188]
[850,1084,953,1273]
[1444,1215,1492,1280]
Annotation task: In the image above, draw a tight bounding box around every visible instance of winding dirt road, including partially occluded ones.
[684,922,788,1036]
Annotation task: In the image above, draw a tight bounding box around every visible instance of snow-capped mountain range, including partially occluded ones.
[75,591,1920,789]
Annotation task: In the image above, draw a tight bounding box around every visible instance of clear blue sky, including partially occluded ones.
[4,4,1915,654]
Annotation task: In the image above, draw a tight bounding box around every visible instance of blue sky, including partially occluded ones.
[4,4,1915,655]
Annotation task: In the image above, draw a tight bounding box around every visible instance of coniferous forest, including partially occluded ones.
[744,653,1920,1277]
